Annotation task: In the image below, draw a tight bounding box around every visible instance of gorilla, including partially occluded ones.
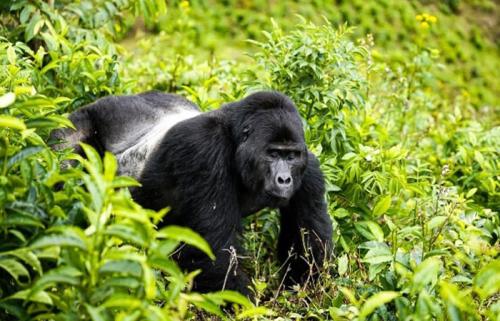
[51,91,333,296]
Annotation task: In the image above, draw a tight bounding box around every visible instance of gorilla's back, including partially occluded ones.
[70,92,201,179]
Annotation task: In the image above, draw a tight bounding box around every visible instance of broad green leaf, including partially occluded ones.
[373,195,391,217]
[0,115,26,130]
[355,221,385,242]
[0,258,30,282]
[466,188,478,198]
[237,307,274,319]
[105,223,148,247]
[184,293,224,317]
[103,295,142,308]
[158,226,215,259]
[8,249,42,275]
[205,290,253,308]
[2,212,44,228]
[7,146,44,169]
[80,142,103,174]
[6,46,16,65]
[359,291,400,320]
[473,260,500,299]
[9,289,53,305]
[0,92,16,108]
[111,176,141,188]
[362,247,393,265]
[30,234,87,251]
[412,257,442,293]
[339,287,358,305]
[333,208,350,218]
[142,262,156,299]
[440,281,473,313]
[338,254,348,276]
[428,216,447,230]
[99,260,142,277]
[85,304,106,321]
[103,152,117,182]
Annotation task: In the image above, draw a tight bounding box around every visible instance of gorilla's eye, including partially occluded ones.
[287,152,299,161]
[268,150,279,159]
[242,128,250,142]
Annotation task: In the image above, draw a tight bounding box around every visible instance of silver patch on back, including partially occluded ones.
[116,106,200,178]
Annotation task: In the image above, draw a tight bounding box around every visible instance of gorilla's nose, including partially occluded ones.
[276,174,292,187]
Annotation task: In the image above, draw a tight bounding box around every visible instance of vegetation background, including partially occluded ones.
[0,0,498,320]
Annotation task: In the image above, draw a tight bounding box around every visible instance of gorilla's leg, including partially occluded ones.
[176,230,251,296]
[278,153,333,286]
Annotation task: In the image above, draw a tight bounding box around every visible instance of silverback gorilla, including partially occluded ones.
[51,91,333,296]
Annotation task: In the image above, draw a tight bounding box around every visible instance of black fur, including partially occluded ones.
[51,91,333,296]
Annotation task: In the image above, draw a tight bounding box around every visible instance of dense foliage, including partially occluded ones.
[0,0,498,320]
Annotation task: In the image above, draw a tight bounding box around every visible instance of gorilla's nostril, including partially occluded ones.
[277,175,292,186]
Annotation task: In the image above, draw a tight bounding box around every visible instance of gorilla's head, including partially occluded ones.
[229,92,308,207]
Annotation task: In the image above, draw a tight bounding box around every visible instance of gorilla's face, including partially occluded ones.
[235,103,307,207]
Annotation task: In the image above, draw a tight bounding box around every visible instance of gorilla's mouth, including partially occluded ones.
[265,191,291,206]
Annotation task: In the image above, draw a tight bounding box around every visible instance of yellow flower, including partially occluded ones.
[416,13,437,25]
[180,0,190,9]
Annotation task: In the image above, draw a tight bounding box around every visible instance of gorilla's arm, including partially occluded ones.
[136,115,251,295]
[278,153,333,286]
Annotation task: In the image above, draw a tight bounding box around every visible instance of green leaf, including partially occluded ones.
[7,146,44,169]
[111,176,141,188]
[338,254,348,276]
[355,221,385,242]
[0,92,16,108]
[141,262,156,299]
[9,289,53,305]
[85,304,106,321]
[99,260,142,277]
[158,226,215,259]
[103,152,117,182]
[205,290,253,308]
[105,223,147,247]
[1,211,44,228]
[427,216,447,230]
[237,307,274,319]
[466,188,478,198]
[333,208,350,218]
[361,244,393,265]
[360,291,400,320]
[373,195,391,217]
[8,249,42,275]
[473,260,500,299]
[80,142,103,174]
[0,115,26,130]
[33,266,81,291]
[6,46,16,65]
[412,257,442,293]
[30,234,87,251]
[0,258,30,283]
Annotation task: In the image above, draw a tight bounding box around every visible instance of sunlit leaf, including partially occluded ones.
[158,226,215,259]
[359,291,400,320]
